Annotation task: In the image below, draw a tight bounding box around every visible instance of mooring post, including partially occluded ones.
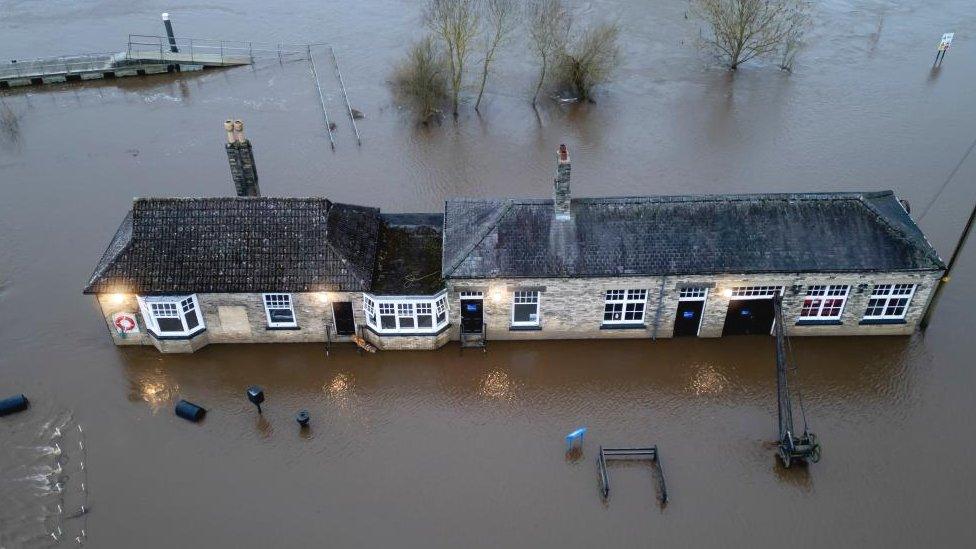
[161,13,179,53]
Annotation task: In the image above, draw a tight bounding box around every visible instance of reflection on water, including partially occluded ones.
[688,363,729,396]
[128,368,180,412]
[479,369,516,400]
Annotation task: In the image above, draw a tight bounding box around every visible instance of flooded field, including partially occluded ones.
[2,0,976,546]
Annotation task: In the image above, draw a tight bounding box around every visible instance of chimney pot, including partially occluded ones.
[233,120,246,143]
[224,120,235,143]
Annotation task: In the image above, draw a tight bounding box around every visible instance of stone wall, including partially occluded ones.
[363,327,453,351]
[95,292,365,353]
[446,270,942,341]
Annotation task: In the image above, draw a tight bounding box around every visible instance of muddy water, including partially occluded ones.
[2,0,976,546]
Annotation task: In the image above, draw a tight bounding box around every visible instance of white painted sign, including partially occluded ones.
[939,33,955,51]
[113,312,140,334]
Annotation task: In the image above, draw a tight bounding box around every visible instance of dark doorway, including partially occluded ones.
[332,301,356,336]
[460,299,484,334]
[722,299,775,336]
[673,301,705,337]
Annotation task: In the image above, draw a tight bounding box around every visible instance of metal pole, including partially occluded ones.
[331,46,361,145]
[920,199,976,330]
[161,13,179,53]
[308,45,336,150]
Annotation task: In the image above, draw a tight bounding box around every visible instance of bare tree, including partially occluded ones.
[392,36,450,123]
[425,0,481,115]
[555,22,621,102]
[475,0,518,111]
[778,5,809,72]
[693,0,809,70]
[527,0,572,106]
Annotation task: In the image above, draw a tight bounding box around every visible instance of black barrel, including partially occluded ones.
[0,394,29,416]
[175,399,206,422]
[296,409,310,427]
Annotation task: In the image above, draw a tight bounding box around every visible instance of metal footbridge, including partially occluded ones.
[1,35,311,88]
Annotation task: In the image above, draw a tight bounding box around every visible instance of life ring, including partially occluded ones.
[113,313,137,333]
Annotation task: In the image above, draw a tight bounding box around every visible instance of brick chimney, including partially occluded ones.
[553,144,571,220]
[225,119,260,197]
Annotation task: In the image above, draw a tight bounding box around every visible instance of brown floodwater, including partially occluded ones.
[2,0,976,546]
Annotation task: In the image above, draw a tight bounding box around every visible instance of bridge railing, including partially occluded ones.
[126,35,317,64]
[0,53,117,80]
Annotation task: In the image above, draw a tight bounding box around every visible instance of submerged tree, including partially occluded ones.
[694,0,810,70]
[475,0,518,111]
[527,0,572,107]
[554,22,621,102]
[778,5,809,72]
[392,36,450,123]
[425,0,481,115]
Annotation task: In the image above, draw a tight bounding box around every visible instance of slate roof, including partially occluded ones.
[371,214,445,295]
[442,191,945,279]
[84,197,380,294]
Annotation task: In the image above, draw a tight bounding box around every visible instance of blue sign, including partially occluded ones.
[740,308,751,316]
[682,310,695,319]
[465,304,479,312]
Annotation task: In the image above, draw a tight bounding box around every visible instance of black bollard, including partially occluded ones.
[296,410,310,427]
[162,13,179,53]
[246,386,265,414]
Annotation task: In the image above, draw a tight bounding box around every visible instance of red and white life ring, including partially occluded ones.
[113,313,138,334]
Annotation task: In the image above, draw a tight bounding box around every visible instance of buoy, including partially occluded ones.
[0,394,29,416]
[296,410,310,427]
[174,399,206,422]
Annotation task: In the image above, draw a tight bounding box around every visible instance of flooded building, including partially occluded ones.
[84,145,944,353]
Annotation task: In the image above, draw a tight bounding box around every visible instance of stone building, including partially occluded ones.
[441,147,945,343]
[84,143,944,353]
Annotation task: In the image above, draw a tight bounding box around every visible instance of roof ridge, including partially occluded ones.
[442,199,515,277]
[448,191,892,206]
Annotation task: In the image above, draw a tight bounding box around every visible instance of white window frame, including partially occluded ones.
[138,295,205,337]
[459,291,484,299]
[727,286,784,299]
[362,291,449,334]
[678,287,708,301]
[602,289,648,325]
[798,285,850,321]
[263,293,298,328]
[863,284,916,321]
[511,290,541,327]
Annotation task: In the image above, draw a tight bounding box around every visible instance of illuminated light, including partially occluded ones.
[110,293,126,304]
[722,288,733,298]
[317,292,331,303]
[490,288,504,303]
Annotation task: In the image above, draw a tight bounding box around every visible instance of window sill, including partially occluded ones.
[147,328,207,341]
[600,323,647,330]
[795,319,842,326]
[859,318,907,325]
[365,324,451,337]
[266,326,300,331]
[509,325,541,331]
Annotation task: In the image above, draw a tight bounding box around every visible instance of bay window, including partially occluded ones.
[863,284,916,321]
[139,295,205,337]
[512,291,540,327]
[363,292,449,334]
[798,285,850,322]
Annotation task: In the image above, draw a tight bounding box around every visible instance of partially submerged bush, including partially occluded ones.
[554,22,621,102]
[391,36,450,122]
